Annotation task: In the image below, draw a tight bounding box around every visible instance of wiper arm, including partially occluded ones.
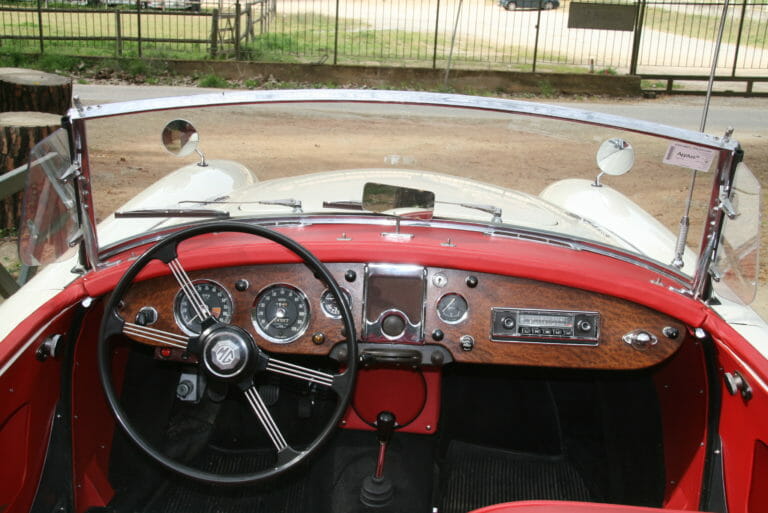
[257,198,303,213]
[114,209,230,219]
[179,198,303,213]
[438,201,502,223]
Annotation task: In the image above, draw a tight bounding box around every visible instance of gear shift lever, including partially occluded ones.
[360,411,396,507]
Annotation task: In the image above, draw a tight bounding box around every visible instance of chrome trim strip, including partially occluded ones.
[96,214,694,291]
[69,90,736,151]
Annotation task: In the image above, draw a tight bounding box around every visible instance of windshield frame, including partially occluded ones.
[65,90,743,298]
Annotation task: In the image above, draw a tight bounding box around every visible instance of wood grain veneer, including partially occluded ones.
[119,263,685,370]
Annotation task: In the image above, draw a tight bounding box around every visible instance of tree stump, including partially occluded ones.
[0,68,73,116]
[0,111,61,232]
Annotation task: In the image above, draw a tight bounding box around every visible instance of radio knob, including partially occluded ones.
[578,320,592,332]
[502,317,515,329]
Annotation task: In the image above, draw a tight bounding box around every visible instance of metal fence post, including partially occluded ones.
[36,0,44,54]
[115,10,123,56]
[629,0,646,75]
[432,0,441,69]
[731,0,748,76]
[532,0,542,72]
[137,0,142,58]
[211,8,220,57]
[235,1,241,59]
[333,0,340,65]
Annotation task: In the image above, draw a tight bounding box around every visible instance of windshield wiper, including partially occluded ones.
[322,200,364,210]
[322,199,502,223]
[437,201,502,223]
[179,198,303,213]
[115,209,230,219]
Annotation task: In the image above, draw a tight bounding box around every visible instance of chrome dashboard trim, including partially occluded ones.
[96,214,694,292]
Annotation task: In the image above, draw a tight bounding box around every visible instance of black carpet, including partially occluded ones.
[143,447,312,513]
[438,441,592,513]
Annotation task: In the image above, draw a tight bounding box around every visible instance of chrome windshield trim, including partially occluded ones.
[69,90,736,151]
[96,214,692,290]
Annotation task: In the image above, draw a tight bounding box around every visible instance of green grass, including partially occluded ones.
[197,73,229,87]
[645,6,768,47]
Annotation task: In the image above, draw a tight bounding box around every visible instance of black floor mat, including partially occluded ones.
[142,447,313,513]
[438,441,592,513]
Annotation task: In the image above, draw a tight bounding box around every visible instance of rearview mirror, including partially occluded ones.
[362,183,435,219]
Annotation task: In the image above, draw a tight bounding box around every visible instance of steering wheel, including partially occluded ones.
[98,222,358,485]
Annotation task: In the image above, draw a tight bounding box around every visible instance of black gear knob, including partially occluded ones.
[375,411,396,444]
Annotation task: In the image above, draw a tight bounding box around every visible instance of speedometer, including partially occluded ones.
[251,285,310,343]
[174,280,233,335]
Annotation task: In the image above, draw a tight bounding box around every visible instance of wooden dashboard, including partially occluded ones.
[118,262,686,370]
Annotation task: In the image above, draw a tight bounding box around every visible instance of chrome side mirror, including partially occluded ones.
[594,138,634,187]
[161,119,207,166]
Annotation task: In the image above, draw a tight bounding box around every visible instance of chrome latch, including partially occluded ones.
[622,330,658,351]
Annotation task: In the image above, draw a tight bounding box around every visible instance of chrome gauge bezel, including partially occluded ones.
[251,284,311,344]
[320,288,352,319]
[173,279,234,336]
[436,292,469,324]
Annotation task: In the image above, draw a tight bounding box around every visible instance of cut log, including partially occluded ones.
[0,111,61,231]
[0,67,73,116]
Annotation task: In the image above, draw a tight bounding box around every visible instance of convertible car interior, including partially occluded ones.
[1,91,766,513]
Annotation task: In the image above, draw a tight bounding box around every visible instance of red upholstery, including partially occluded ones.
[469,501,697,513]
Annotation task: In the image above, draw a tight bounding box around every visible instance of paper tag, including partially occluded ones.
[663,142,716,172]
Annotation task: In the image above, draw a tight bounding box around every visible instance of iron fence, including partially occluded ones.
[0,0,766,75]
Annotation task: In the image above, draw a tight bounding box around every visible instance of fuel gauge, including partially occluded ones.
[320,288,352,319]
[436,293,468,324]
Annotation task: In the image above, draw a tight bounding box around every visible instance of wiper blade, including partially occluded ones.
[114,209,230,219]
[438,201,502,223]
[322,200,364,210]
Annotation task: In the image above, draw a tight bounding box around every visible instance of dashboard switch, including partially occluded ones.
[460,335,475,352]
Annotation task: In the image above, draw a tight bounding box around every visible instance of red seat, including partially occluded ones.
[469,501,695,513]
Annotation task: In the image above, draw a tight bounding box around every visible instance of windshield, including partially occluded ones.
[76,94,738,283]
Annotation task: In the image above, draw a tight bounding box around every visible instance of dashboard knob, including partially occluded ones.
[382,314,406,338]
[460,335,475,352]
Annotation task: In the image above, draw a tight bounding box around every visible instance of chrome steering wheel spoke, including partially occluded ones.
[122,321,190,350]
[244,385,291,453]
[167,257,212,323]
[265,356,337,389]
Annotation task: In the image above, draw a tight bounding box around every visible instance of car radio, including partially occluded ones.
[491,308,600,345]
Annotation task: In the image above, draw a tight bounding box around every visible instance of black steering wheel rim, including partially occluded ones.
[97,221,358,485]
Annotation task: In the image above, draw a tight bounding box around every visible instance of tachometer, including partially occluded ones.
[251,285,310,343]
[174,280,233,335]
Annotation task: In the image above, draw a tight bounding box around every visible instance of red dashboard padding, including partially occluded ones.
[468,501,698,513]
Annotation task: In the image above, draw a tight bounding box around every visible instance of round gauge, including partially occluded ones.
[252,285,310,343]
[436,293,469,324]
[320,288,352,319]
[174,280,233,335]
